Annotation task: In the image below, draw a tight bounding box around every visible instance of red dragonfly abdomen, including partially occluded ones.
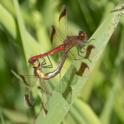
[28,44,65,64]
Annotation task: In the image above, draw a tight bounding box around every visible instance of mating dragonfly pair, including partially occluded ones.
[28,6,94,81]
[25,5,124,116]
[14,6,95,117]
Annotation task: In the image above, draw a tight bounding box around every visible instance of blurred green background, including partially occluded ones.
[0,0,124,124]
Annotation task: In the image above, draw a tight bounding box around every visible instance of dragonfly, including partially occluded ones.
[28,6,89,66]
[11,50,68,117]
[12,42,94,117]
[17,6,94,116]
[32,44,95,80]
[32,50,68,80]
[76,44,95,76]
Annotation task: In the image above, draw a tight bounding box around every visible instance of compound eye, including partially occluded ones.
[28,57,37,65]
[79,31,87,36]
[78,31,87,40]
[79,31,84,36]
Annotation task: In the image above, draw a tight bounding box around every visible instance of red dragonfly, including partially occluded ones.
[11,50,68,116]
[13,6,95,116]
[32,50,68,80]
[32,44,95,80]
[28,6,88,65]
[12,42,94,116]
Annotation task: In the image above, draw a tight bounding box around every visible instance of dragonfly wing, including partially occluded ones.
[38,78,52,96]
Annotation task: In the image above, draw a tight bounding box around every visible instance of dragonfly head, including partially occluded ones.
[32,60,40,68]
[28,57,40,69]
[78,31,88,42]
[77,31,88,50]
[28,57,37,65]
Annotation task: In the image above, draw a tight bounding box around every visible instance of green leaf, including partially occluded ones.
[64,99,101,124]
[0,4,16,38]
[36,91,69,124]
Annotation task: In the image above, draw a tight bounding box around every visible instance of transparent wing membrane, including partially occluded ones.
[11,70,51,116]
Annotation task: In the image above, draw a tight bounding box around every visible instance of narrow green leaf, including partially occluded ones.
[100,79,119,124]
[0,4,16,38]
[13,0,40,63]
[35,91,69,124]
[2,108,30,123]
[70,99,101,124]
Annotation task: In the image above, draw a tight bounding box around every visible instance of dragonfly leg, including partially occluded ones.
[77,50,92,62]
[77,47,86,58]
[65,51,82,62]
[24,90,35,107]
[41,57,47,65]
[41,56,53,68]
[11,70,34,87]
[68,48,91,62]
